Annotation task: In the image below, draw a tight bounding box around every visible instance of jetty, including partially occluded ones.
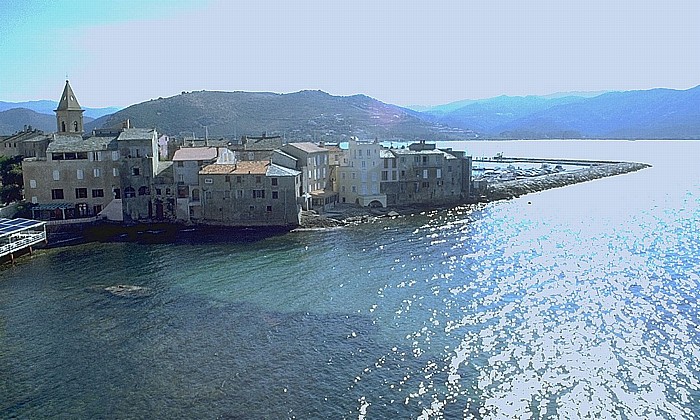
[0,218,47,264]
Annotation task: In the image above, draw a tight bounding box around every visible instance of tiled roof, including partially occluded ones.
[46,135,117,153]
[200,164,237,175]
[267,163,300,177]
[286,142,327,153]
[117,128,156,141]
[173,147,218,161]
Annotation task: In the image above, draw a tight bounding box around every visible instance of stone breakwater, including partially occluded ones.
[484,161,651,201]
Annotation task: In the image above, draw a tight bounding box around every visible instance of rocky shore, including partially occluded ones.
[298,161,651,229]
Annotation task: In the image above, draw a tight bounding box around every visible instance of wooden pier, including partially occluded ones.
[0,218,47,264]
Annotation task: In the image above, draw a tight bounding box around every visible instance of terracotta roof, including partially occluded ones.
[173,147,218,161]
[233,161,268,175]
[200,164,237,175]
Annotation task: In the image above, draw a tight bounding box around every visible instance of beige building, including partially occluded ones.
[335,137,387,207]
[275,142,337,210]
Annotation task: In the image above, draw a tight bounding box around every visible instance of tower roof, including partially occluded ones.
[55,80,83,111]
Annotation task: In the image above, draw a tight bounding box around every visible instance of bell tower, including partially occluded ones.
[55,80,84,134]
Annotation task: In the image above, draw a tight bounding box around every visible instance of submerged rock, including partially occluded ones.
[104,284,152,298]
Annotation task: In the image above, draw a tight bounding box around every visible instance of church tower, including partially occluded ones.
[55,80,84,134]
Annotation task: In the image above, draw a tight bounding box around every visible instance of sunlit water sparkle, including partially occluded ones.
[1,141,699,418]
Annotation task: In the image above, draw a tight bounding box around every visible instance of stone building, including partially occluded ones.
[172,146,219,221]
[380,142,472,206]
[197,161,301,227]
[21,81,167,222]
[1,127,50,159]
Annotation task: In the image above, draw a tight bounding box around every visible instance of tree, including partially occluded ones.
[0,155,24,205]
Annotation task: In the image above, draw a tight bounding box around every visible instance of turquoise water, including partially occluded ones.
[1,141,699,418]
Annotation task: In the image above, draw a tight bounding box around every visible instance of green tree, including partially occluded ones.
[0,155,24,205]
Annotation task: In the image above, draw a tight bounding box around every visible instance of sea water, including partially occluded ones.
[1,140,699,418]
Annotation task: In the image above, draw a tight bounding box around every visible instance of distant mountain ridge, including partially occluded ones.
[86,90,472,141]
[3,86,699,139]
[0,100,120,120]
[0,108,94,135]
[422,86,700,139]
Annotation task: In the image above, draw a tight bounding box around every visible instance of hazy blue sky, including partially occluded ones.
[1,0,698,107]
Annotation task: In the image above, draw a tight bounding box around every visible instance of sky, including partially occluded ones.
[1,0,698,108]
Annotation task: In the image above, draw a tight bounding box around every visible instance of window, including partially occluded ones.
[113,168,119,177]
[237,190,244,198]
[351,173,356,179]
[271,178,278,186]
[165,188,171,195]
[51,189,64,199]
[266,206,272,212]
[177,161,184,167]
[93,168,101,178]
[73,121,79,131]
[381,171,388,181]
[93,205,102,215]
[361,161,366,168]
[29,179,36,188]
[205,178,213,184]
[447,165,452,173]
[75,188,87,198]
[91,151,101,161]
[253,189,265,199]
[236,176,242,183]
[178,174,184,183]
[114,188,121,199]
[422,181,430,188]
[256,176,262,183]
[191,189,199,201]
[53,170,60,181]
[205,191,212,200]
[224,190,231,199]
[351,185,356,193]
[423,169,428,179]
[77,169,84,180]
[272,191,279,199]
[225,175,231,183]
[124,187,136,198]
[132,167,140,176]
[31,196,37,204]
[112,151,120,161]
[341,186,346,192]
[437,169,442,179]
[341,173,346,180]
[137,186,148,196]
[92,189,104,198]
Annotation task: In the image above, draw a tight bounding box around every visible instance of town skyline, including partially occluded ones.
[2,0,699,108]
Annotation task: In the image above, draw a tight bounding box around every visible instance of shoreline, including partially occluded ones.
[4,160,652,257]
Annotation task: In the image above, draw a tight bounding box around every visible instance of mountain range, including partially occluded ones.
[2,86,699,139]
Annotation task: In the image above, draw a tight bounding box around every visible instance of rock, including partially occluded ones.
[104,284,152,298]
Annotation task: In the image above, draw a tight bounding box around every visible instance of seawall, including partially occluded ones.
[483,162,651,201]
